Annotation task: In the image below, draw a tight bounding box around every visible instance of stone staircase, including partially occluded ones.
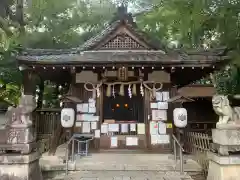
[41,153,203,180]
[49,171,193,180]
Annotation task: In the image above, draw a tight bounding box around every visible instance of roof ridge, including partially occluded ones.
[22,48,78,56]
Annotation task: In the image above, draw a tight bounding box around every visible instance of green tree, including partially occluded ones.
[134,0,240,95]
[0,0,24,106]
[23,0,116,49]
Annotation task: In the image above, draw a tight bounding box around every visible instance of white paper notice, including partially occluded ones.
[156,92,163,101]
[152,110,167,121]
[121,124,129,133]
[150,121,158,135]
[101,124,108,134]
[76,104,83,112]
[94,129,100,138]
[159,135,170,144]
[151,135,170,144]
[158,122,166,134]
[92,116,99,121]
[89,107,96,113]
[130,124,136,131]
[88,98,96,107]
[126,137,138,146]
[137,124,145,134]
[91,121,97,130]
[110,137,118,147]
[150,102,158,109]
[75,121,82,127]
[77,114,82,121]
[162,91,170,102]
[88,98,95,103]
[82,114,93,121]
[82,103,89,113]
[108,124,119,132]
[82,122,91,133]
[157,102,168,110]
[151,135,158,145]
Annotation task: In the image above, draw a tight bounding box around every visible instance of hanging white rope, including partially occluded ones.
[83,80,163,98]
[128,84,132,98]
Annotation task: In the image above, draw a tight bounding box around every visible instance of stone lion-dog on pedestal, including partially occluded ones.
[0,94,37,154]
[212,95,240,126]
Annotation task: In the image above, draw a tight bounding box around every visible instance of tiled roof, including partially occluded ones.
[17,49,228,66]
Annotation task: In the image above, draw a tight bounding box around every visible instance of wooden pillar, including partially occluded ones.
[144,88,151,150]
[23,70,36,95]
[37,77,44,108]
[170,85,182,157]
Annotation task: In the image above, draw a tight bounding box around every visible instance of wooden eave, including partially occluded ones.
[177,85,216,97]
[168,85,216,103]
[168,95,195,103]
[61,95,82,103]
[16,49,230,67]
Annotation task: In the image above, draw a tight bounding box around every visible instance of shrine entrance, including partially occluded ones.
[103,84,144,123]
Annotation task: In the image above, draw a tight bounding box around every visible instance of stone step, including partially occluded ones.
[46,170,193,180]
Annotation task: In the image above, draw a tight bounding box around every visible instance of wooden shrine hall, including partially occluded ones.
[16,6,230,153]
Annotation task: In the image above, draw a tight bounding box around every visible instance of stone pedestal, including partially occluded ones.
[208,127,240,180]
[0,151,43,180]
[0,125,37,154]
[211,127,240,155]
[207,152,240,180]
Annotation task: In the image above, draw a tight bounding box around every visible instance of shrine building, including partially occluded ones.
[16,6,230,153]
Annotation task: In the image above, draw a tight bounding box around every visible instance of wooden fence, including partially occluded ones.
[33,108,61,154]
[184,131,212,178]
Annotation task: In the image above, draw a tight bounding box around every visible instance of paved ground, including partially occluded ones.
[61,171,193,180]
[41,144,202,180]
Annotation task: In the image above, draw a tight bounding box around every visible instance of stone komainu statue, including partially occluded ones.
[212,95,240,125]
[0,94,37,154]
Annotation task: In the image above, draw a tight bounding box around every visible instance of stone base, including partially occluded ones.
[207,152,240,180]
[216,123,240,130]
[0,151,43,180]
[212,128,240,145]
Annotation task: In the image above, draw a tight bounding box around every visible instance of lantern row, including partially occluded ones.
[30,66,215,70]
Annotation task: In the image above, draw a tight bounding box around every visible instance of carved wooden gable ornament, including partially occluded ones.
[97,27,149,50]
[79,6,161,51]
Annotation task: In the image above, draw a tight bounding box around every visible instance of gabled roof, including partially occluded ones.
[78,6,163,51]
[17,49,228,67]
[78,19,162,51]
[16,6,230,67]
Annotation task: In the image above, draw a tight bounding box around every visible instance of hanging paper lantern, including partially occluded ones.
[173,108,187,128]
[61,108,75,128]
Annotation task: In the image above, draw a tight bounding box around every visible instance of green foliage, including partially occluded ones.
[2,0,240,107]
[0,0,24,106]
[23,0,116,49]
[135,0,240,94]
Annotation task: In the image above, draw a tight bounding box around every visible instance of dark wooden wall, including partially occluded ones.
[183,98,217,133]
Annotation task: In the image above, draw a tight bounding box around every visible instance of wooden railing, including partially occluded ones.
[33,108,61,154]
[184,131,212,178]
[186,122,216,134]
